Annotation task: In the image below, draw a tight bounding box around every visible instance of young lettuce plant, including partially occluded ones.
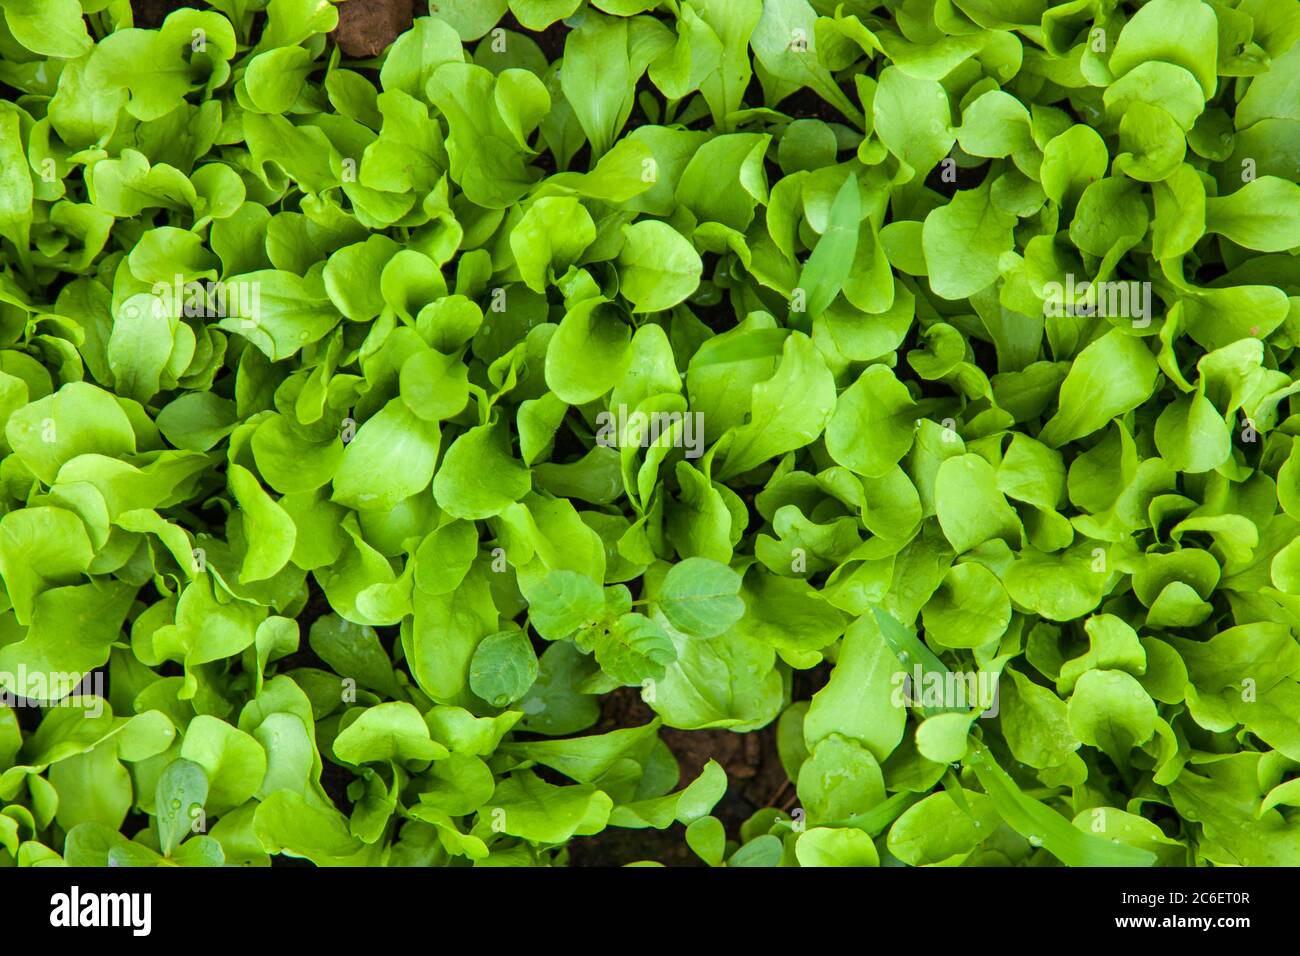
[0,0,1298,870]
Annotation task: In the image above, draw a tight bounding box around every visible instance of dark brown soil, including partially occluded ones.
[565,686,793,866]
[775,87,849,124]
[318,753,356,813]
[924,157,991,198]
[130,0,422,55]
[500,10,569,60]
[130,0,205,28]
[332,0,421,58]
[566,821,701,867]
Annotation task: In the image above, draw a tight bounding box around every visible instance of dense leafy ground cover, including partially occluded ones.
[0,0,1298,867]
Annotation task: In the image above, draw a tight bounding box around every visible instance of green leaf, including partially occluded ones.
[750,0,861,124]
[244,46,316,114]
[686,815,726,865]
[522,569,607,640]
[921,562,1011,649]
[617,220,703,313]
[179,716,267,814]
[1039,330,1159,448]
[934,454,1022,554]
[825,364,917,477]
[921,179,1016,300]
[795,826,880,866]
[254,791,367,866]
[560,10,634,159]
[675,132,771,231]
[229,464,296,584]
[590,612,676,686]
[6,382,136,485]
[873,67,953,175]
[483,770,613,843]
[155,758,208,856]
[1001,667,1080,769]
[650,612,783,731]
[434,420,531,519]
[887,790,999,866]
[1109,0,1219,99]
[1067,670,1157,768]
[966,742,1156,866]
[333,702,448,766]
[805,614,906,759]
[1204,177,1300,252]
[1,0,92,58]
[798,733,885,822]
[219,270,342,361]
[469,629,540,706]
[332,398,441,511]
[657,557,744,638]
[0,582,136,695]
[716,331,836,481]
[0,106,33,253]
[544,298,634,405]
[427,62,548,208]
[796,172,859,320]
[512,197,597,293]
